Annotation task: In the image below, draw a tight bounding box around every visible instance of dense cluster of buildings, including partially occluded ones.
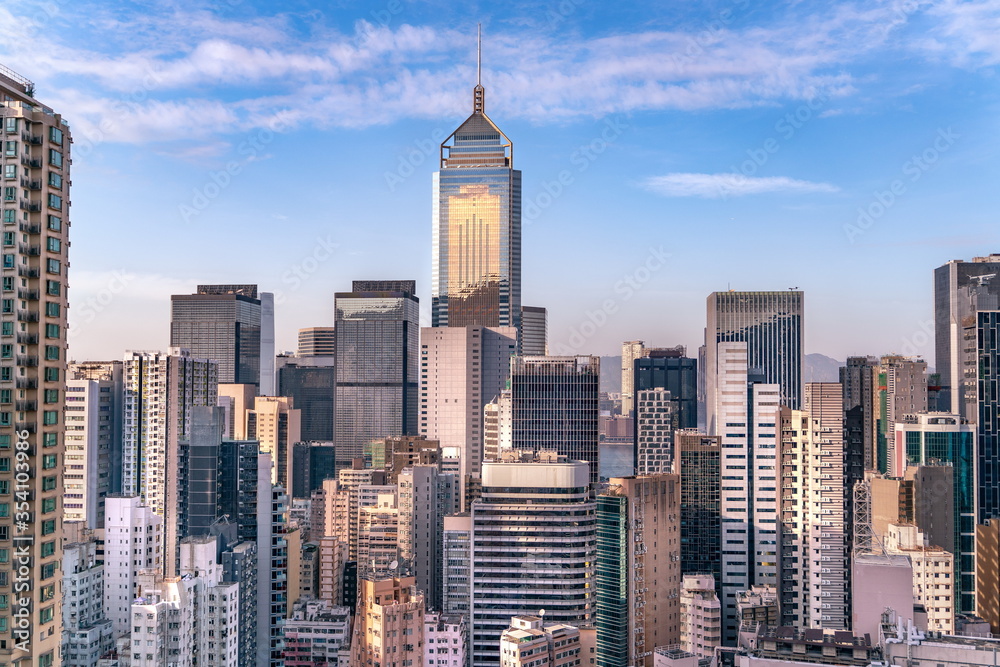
[2,55,1000,667]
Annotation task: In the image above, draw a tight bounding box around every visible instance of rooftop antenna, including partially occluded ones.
[473,24,485,114]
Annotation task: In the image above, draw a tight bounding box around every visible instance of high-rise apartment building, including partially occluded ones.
[500,616,587,667]
[883,523,955,633]
[934,255,1000,414]
[442,513,473,620]
[680,574,722,660]
[634,349,698,429]
[62,536,115,667]
[0,66,71,666]
[777,384,848,630]
[277,354,334,442]
[471,454,596,666]
[282,599,352,665]
[334,280,419,466]
[596,474,681,667]
[705,291,803,435]
[895,412,976,613]
[841,356,878,471]
[247,395,301,489]
[104,495,163,636]
[65,362,123,529]
[520,306,547,355]
[432,65,521,331]
[170,284,264,385]
[425,612,468,667]
[711,341,781,642]
[877,355,928,476]
[399,464,458,612]
[122,348,218,575]
[350,576,426,666]
[356,492,400,574]
[510,356,600,485]
[675,431,721,588]
[420,325,517,487]
[621,341,646,417]
[297,326,336,357]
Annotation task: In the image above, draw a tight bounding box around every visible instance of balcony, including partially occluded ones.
[15,422,35,433]
[16,311,38,323]
[18,201,41,213]
[17,244,39,256]
[17,266,38,278]
[15,377,36,389]
[15,355,37,367]
[18,222,40,234]
[16,333,36,345]
[19,178,41,191]
[15,400,36,412]
[16,289,38,301]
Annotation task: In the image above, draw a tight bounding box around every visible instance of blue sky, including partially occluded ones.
[2,0,998,363]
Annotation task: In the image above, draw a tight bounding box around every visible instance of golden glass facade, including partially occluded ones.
[432,86,520,329]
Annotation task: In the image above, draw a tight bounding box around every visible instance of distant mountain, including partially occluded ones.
[804,353,844,383]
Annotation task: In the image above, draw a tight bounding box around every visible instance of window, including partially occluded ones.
[0,480,7,494]
[0,502,7,516]
[46,237,60,253]
[41,497,56,513]
[47,194,61,211]
[49,127,63,145]
[3,187,14,202]
[3,209,13,224]
[42,410,58,426]
[46,258,60,274]
[44,345,59,360]
[43,389,57,404]
[47,215,60,232]
[42,453,57,469]
[43,433,57,448]
[2,254,14,268]
[0,345,11,359]
[39,606,54,624]
[46,302,59,318]
[46,279,60,295]
[44,367,58,382]
[2,322,12,336]
[4,141,16,157]
[0,435,8,448]
[47,172,61,189]
[1,233,12,247]
[45,323,59,338]
[1,300,11,314]
[0,412,9,427]
[40,541,54,558]
[48,149,62,168]
[3,165,15,179]
[0,390,8,404]
[41,520,56,537]
[2,277,11,291]
[42,476,56,491]
[4,118,17,133]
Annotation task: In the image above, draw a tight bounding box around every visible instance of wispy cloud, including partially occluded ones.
[642,173,839,198]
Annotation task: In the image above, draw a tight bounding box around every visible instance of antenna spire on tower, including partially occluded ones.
[473,24,485,114]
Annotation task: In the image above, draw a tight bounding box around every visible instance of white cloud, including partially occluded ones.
[642,173,839,198]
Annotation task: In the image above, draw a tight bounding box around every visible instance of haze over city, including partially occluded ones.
[1,0,997,362]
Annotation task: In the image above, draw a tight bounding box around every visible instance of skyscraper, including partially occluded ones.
[122,349,218,575]
[621,340,645,417]
[510,356,601,485]
[934,254,1000,414]
[432,53,521,331]
[277,354,334,442]
[470,453,595,666]
[334,280,419,467]
[520,306,547,355]
[297,326,336,357]
[170,284,264,385]
[976,310,1000,523]
[675,430,721,589]
[0,66,71,666]
[705,291,803,435]
[633,348,698,428]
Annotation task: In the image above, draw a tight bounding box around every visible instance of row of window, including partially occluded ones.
[2,119,64,145]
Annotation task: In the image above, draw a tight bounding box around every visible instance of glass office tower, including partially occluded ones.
[705,291,803,435]
[432,75,521,330]
[334,281,419,467]
[170,284,262,386]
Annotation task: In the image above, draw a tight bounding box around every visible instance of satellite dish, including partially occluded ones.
[389,560,399,571]
[538,609,545,617]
